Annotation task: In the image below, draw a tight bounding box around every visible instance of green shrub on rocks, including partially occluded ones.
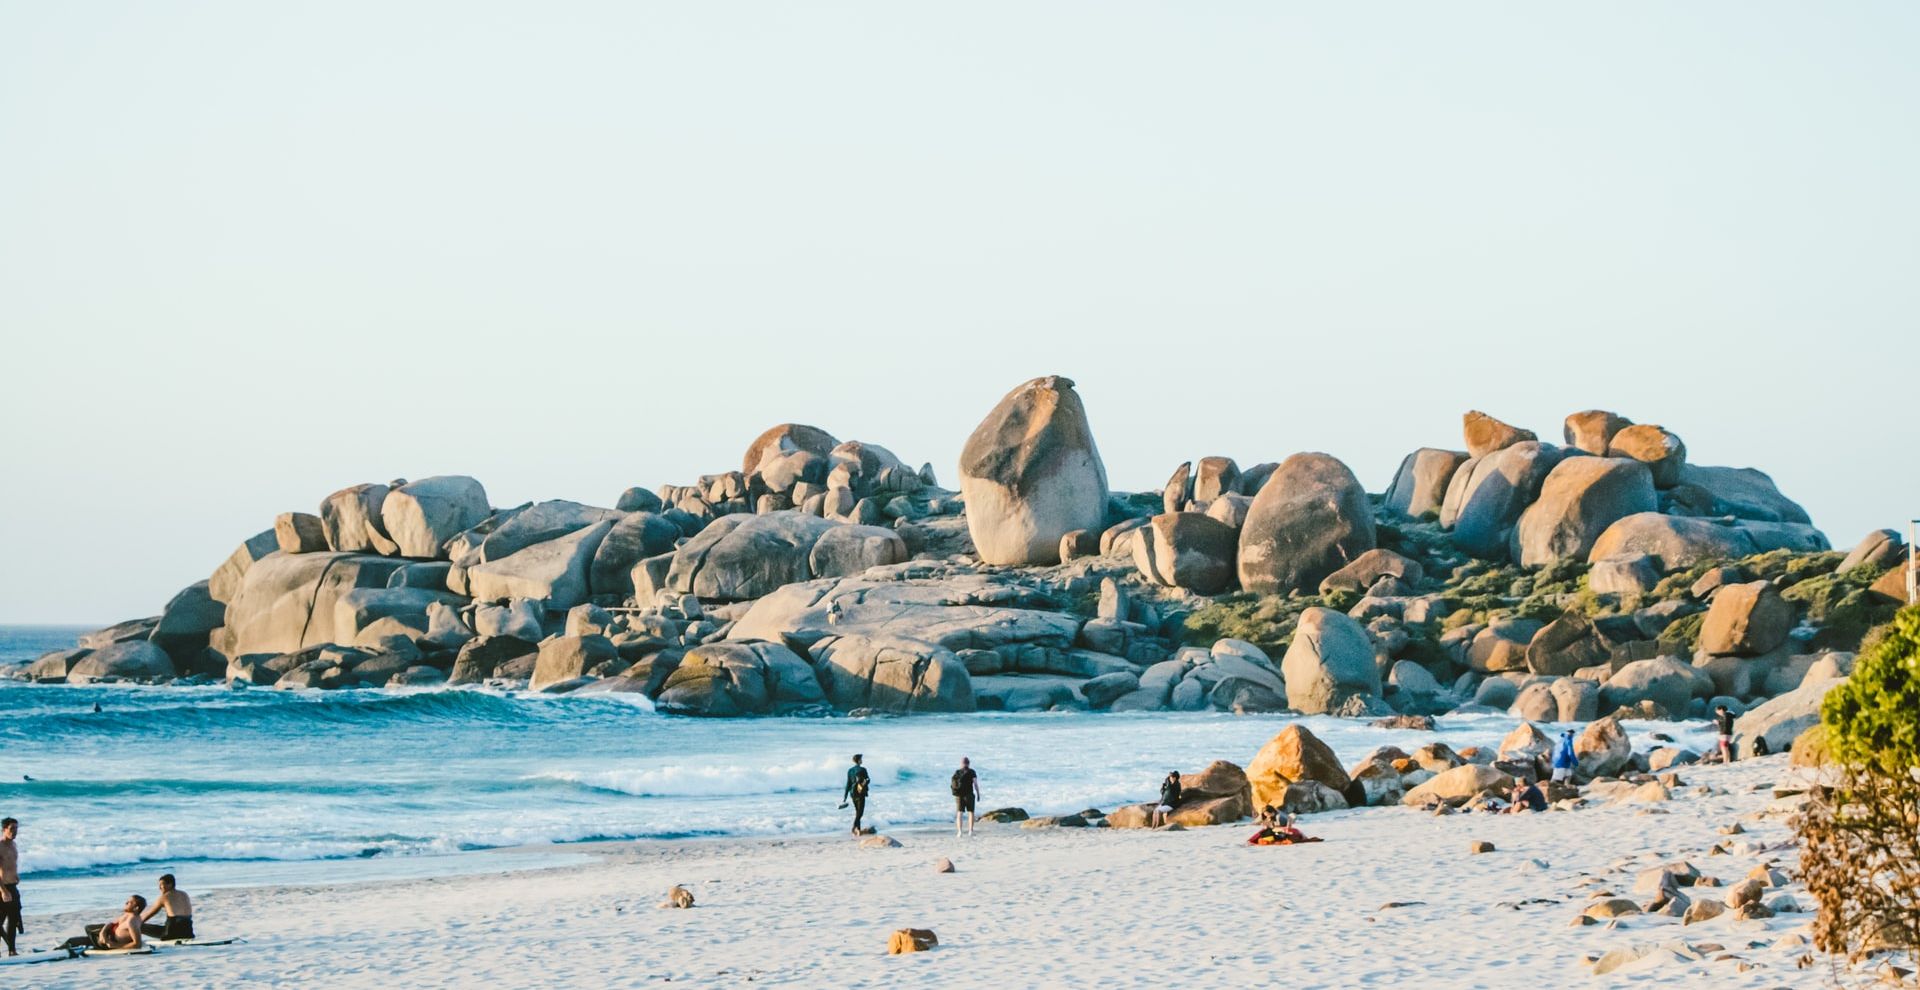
[1657,612,1706,654]
[1782,566,1899,652]
[1181,593,1317,656]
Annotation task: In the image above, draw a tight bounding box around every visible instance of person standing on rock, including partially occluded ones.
[840,755,871,835]
[951,758,980,836]
[0,818,21,956]
[1151,771,1182,828]
[1713,704,1737,764]
[1551,730,1578,784]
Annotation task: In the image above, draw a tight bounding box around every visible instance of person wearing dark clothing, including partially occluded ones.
[1,818,20,956]
[1152,771,1183,828]
[951,758,980,836]
[1506,781,1548,813]
[1714,704,1737,763]
[840,754,871,834]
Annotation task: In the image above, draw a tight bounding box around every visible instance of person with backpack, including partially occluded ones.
[839,754,872,834]
[951,757,980,836]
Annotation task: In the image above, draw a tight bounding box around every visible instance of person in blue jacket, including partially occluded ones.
[1551,729,1578,783]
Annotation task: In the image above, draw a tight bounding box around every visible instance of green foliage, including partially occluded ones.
[1821,603,1920,774]
[1737,548,1843,586]
[1511,596,1565,624]
[1783,565,1900,652]
[1657,612,1706,653]
[1181,593,1318,657]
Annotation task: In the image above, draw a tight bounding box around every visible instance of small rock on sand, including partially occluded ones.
[888,928,939,954]
[1470,840,1496,854]
[934,858,955,874]
[861,834,902,849]
[659,885,695,909]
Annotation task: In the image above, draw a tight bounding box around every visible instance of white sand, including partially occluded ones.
[19,756,1841,988]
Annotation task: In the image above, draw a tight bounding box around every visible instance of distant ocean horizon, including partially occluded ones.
[0,625,1718,916]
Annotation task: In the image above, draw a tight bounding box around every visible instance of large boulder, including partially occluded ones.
[274,512,329,554]
[1401,764,1515,807]
[1600,656,1696,716]
[223,552,409,656]
[150,581,225,661]
[1667,465,1811,524]
[958,375,1108,566]
[666,512,836,600]
[1133,512,1238,595]
[1840,529,1904,574]
[1382,448,1467,519]
[320,483,398,554]
[528,634,619,692]
[1698,581,1793,656]
[1525,612,1609,676]
[1193,457,1241,503]
[449,635,538,684]
[743,424,840,477]
[807,634,975,713]
[589,512,684,599]
[1237,453,1375,595]
[1510,457,1656,566]
[1575,716,1631,778]
[1280,607,1381,714]
[466,520,614,608]
[1588,513,1757,570]
[1469,618,1543,673]
[1441,442,1563,560]
[727,571,1081,656]
[807,524,910,579]
[475,501,623,564]
[1247,724,1351,810]
[655,641,826,716]
[1563,410,1631,456]
[67,640,175,684]
[1733,675,1846,759]
[382,476,491,559]
[1606,425,1687,488]
[1462,410,1536,458]
[209,530,279,604]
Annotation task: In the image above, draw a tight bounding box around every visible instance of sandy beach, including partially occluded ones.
[15,754,1833,989]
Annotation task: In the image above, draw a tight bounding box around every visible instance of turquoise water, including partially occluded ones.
[0,626,1717,916]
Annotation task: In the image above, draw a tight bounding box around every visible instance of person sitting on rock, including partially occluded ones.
[1151,771,1182,828]
[63,894,145,951]
[1504,780,1547,814]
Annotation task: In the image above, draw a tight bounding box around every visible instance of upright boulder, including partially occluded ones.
[1442,442,1562,560]
[209,530,279,604]
[1193,457,1240,503]
[1463,411,1536,458]
[1698,581,1793,657]
[1161,462,1193,514]
[1511,457,1656,566]
[589,512,684,599]
[320,483,398,554]
[1280,607,1380,714]
[958,376,1108,566]
[224,552,408,656]
[1247,725,1351,810]
[274,513,329,554]
[1563,410,1632,456]
[1382,448,1467,519]
[1607,425,1687,488]
[382,476,491,559]
[1237,453,1375,595]
[1133,512,1238,595]
[1575,716,1631,778]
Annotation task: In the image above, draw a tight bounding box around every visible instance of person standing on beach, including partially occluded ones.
[951,758,980,836]
[1713,704,1737,763]
[1551,730,1578,784]
[0,817,21,956]
[840,754,871,834]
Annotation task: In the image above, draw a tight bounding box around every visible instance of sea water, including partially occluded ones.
[0,626,1717,915]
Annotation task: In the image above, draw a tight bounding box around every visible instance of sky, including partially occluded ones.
[1,2,1915,624]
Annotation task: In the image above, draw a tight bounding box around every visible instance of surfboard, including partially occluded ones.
[154,937,242,947]
[80,945,156,956]
[0,947,81,966]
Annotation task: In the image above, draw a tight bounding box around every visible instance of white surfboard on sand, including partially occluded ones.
[0,947,81,966]
[154,936,242,947]
[81,944,156,956]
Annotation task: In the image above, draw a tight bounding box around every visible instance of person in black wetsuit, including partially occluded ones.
[1714,704,1737,763]
[951,758,980,836]
[840,754,871,834]
[1151,771,1183,828]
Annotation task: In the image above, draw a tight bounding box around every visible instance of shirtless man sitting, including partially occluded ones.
[139,873,193,941]
[64,894,145,951]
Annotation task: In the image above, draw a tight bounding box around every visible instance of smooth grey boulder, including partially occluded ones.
[320,483,398,554]
[1318,548,1424,597]
[224,552,408,656]
[1237,452,1375,595]
[449,635,538,685]
[467,520,613,608]
[1441,442,1562,560]
[1666,465,1811,524]
[1599,656,1695,716]
[151,581,225,659]
[615,487,664,513]
[472,598,543,641]
[1383,448,1468,519]
[330,587,464,646]
[1202,494,1253,529]
[1734,675,1846,759]
[1511,457,1657,566]
[209,530,279,604]
[1587,513,1756,570]
[79,617,160,649]
[666,511,838,601]
[655,640,826,716]
[29,649,89,683]
[529,634,619,692]
[743,424,840,477]
[808,634,975,714]
[1549,676,1600,721]
[476,501,622,564]
[589,512,683,599]
[728,571,1081,654]
[958,375,1108,566]
[808,524,909,579]
[387,561,452,591]
[1738,520,1830,554]
[275,512,329,554]
[1134,512,1238,595]
[1082,670,1141,709]
[382,476,491,559]
[1280,607,1380,715]
[1590,553,1662,596]
[68,640,175,684]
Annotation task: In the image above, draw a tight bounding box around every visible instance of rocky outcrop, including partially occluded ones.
[808,634,974,713]
[728,569,1080,658]
[1563,410,1631,456]
[1667,465,1811,524]
[743,424,839,477]
[1237,453,1375,595]
[589,512,684,599]
[1383,448,1467,519]
[67,640,175,684]
[656,640,827,716]
[1441,442,1562,560]
[320,483,398,554]
[1510,457,1656,566]
[958,376,1108,566]
[223,552,409,656]
[275,512,328,554]
[1698,581,1793,656]
[1587,513,1757,570]
[1133,512,1237,595]
[467,520,612,608]
[1463,411,1535,459]
[1839,529,1904,573]
[1280,607,1380,714]
[1733,674,1845,759]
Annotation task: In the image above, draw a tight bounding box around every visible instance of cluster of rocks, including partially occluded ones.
[11,376,1901,732]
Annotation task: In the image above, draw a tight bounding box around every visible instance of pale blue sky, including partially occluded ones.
[2,3,1915,623]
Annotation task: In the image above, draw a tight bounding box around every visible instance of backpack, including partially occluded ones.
[950,769,969,796]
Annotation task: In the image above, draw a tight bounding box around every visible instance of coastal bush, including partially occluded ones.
[1657,612,1706,654]
[1181,593,1318,656]
[1797,604,1920,970]
[1782,566,1900,652]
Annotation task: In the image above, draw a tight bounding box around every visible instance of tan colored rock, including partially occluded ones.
[1469,840,1495,854]
[275,512,328,554]
[1583,898,1641,919]
[888,928,938,954]
[959,377,1108,566]
[1724,878,1764,908]
[1683,899,1727,925]
[1511,457,1657,566]
[1247,724,1351,809]
[860,834,902,849]
[933,858,955,874]
[1237,453,1375,595]
[1463,410,1536,458]
[1383,448,1468,519]
[1400,765,1514,807]
[660,885,695,909]
[1607,424,1687,488]
[1699,581,1794,656]
[1563,410,1632,456]
[1575,716,1631,778]
[744,424,839,477]
[1133,512,1238,595]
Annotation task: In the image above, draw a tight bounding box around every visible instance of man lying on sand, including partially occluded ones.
[63,894,146,951]
[139,873,193,940]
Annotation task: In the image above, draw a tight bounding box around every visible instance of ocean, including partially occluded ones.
[0,626,1717,915]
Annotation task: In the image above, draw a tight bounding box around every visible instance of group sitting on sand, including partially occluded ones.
[61,873,194,952]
